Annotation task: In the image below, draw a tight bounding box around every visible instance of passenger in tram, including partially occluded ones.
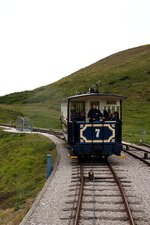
[108,109,113,120]
[88,103,102,122]
[103,109,114,121]
[112,111,119,121]
[103,109,109,121]
[80,111,86,121]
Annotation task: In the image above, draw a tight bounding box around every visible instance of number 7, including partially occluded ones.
[95,128,100,138]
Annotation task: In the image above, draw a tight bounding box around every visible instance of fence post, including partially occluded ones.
[47,154,52,178]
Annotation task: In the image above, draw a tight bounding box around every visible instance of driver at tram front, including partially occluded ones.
[88,103,102,122]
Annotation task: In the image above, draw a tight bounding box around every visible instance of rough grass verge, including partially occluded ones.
[0,129,57,225]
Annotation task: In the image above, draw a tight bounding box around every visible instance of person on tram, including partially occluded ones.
[88,103,102,122]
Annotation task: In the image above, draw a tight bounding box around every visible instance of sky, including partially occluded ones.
[0,0,150,96]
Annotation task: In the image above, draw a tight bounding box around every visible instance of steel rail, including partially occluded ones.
[122,143,150,153]
[68,163,80,225]
[108,162,136,225]
[123,148,150,166]
[33,127,64,139]
[73,163,84,225]
[143,143,150,149]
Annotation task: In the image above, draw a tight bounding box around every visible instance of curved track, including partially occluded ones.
[0,123,64,140]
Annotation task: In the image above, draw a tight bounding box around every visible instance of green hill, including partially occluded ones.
[0,44,150,143]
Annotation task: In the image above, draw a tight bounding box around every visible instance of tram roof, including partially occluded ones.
[66,92,126,101]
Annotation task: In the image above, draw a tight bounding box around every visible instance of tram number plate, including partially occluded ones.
[95,128,100,138]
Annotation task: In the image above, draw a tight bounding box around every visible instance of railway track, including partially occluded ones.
[61,159,147,225]
[73,160,135,225]
[33,127,64,140]
[0,123,64,140]
[143,143,150,148]
[122,142,150,166]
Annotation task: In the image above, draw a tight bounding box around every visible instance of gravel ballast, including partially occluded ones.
[109,153,150,224]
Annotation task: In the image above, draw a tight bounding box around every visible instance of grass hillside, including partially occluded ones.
[0,44,150,142]
[0,128,56,225]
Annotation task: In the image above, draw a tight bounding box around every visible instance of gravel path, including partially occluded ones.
[19,133,72,225]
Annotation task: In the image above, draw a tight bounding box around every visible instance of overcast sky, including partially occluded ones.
[0,0,149,96]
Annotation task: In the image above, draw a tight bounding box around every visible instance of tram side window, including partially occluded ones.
[70,101,85,121]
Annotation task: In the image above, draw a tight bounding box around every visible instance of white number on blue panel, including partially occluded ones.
[95,128,100,138]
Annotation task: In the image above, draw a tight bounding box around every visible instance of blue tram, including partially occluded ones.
[61,89,126,157]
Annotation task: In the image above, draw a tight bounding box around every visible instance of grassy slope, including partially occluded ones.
[0,128,56,225]
[0,44,150,142]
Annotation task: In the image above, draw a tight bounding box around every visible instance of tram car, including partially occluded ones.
[60,88,126,157]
